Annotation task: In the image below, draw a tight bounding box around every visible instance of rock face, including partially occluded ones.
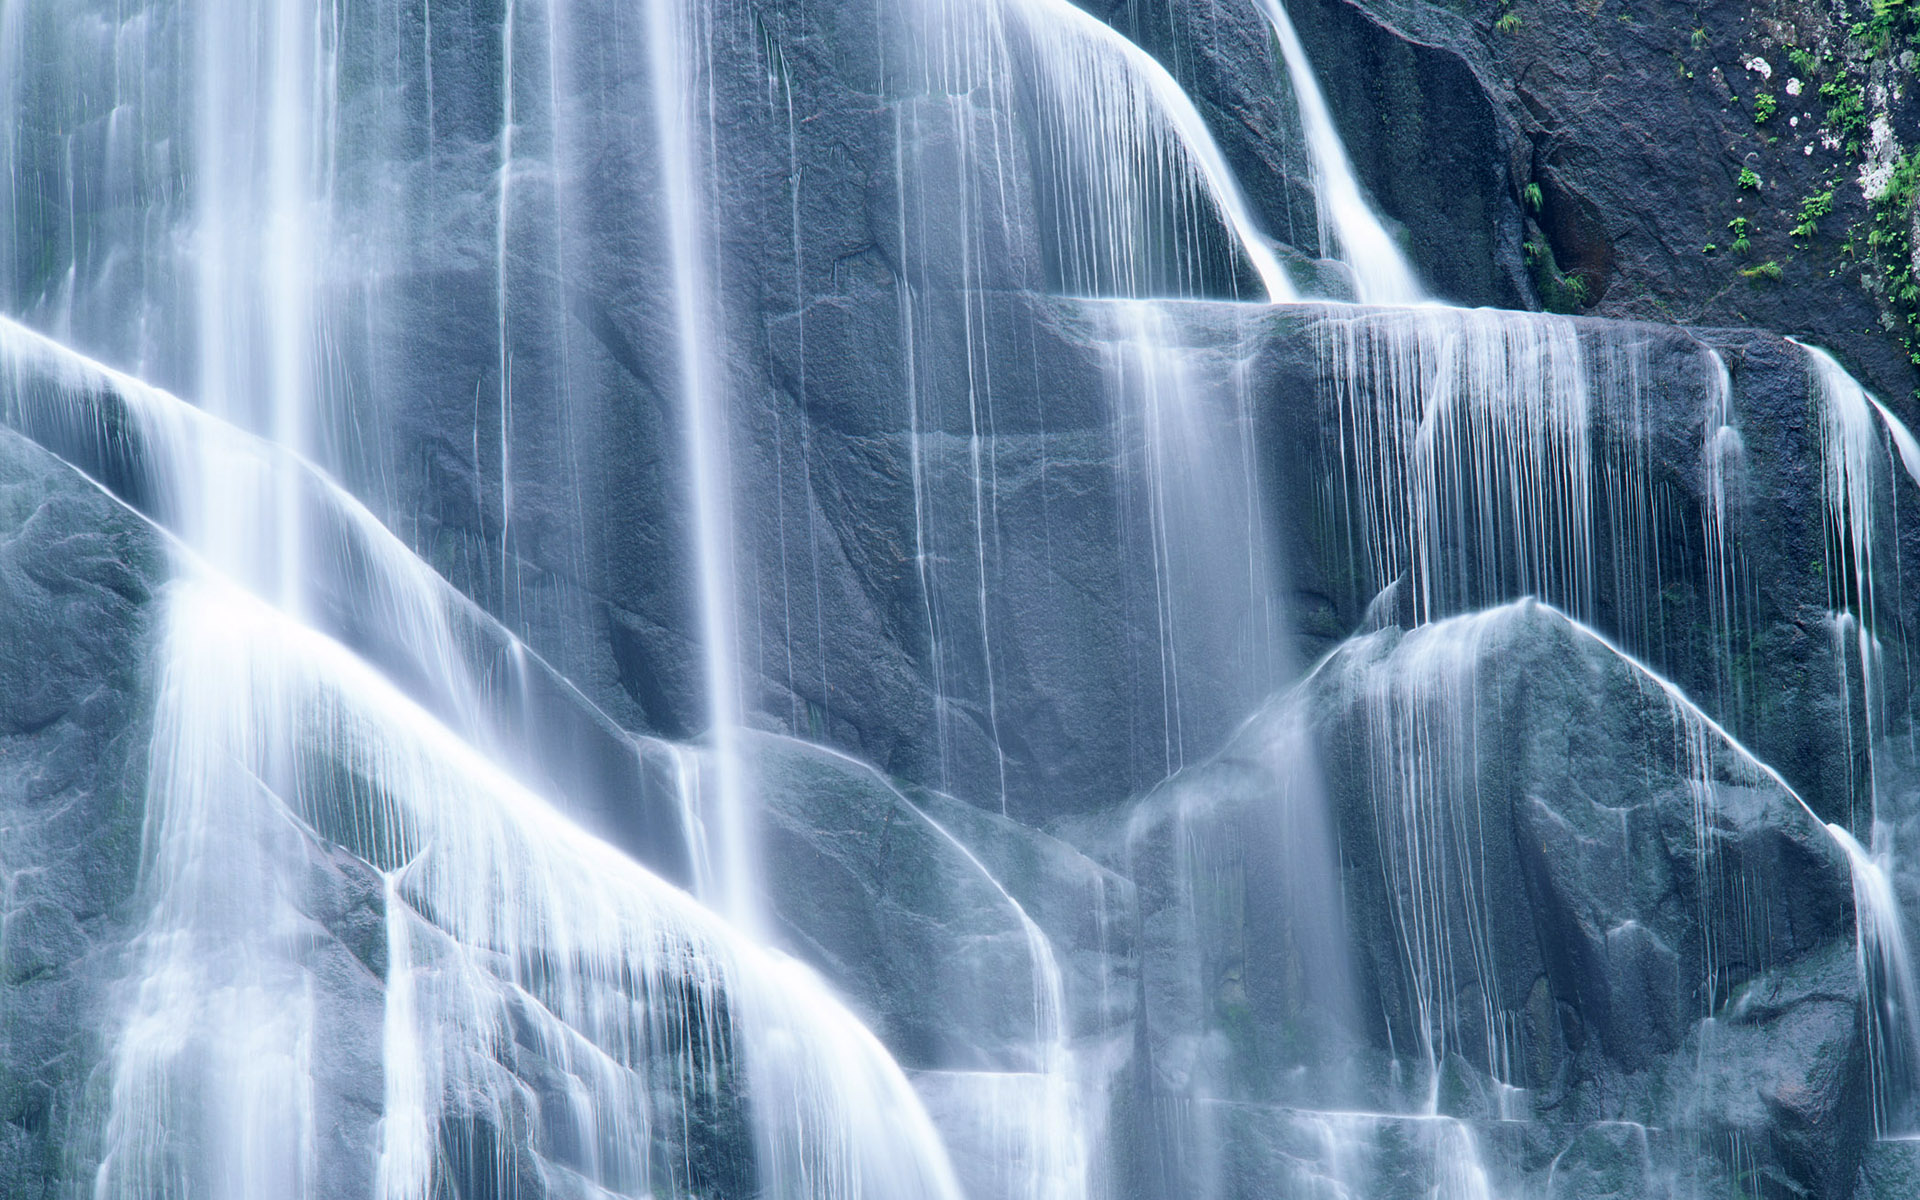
[1270,0,1920,405]
[1121,601,1868,1199]
[0,426,163,1192]
[1,0,1917,1198]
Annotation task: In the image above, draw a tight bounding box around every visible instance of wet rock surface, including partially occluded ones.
[1119,601,1869,1199]
[0,427,161,1193]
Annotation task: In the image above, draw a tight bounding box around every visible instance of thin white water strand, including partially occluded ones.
[1873,395,1920,489]
[646,0,755,927]
[1871,392,1920,770]
[1535,602,1884,1020]
[1702,349,1752,721]
[107,575,967,1200]
[1337,610,1521,1104]
[1828,825,1920,1137]
[1314,599,1840,1104]
[1255,0,1423,304]
[1117,301,1194,775]
[1318,307,1601,627]
[493,0,517,608]
[374,872,433,1200]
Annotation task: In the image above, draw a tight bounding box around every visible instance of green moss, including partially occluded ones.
[1527,238,1591,312]
[1867,152,1920,369]
[1818,75,1869,155]
[1741,260,1785,283]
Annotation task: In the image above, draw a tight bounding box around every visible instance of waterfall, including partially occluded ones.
[1702,349,1752,723]
[1830,825,1920,1137]
[1799,342,1920,837]
[1317,307,1605,625]
[910,803,1090,1200]
[94,575,967,1200]
[1096,299,1282,781]
[8,0,1920,1195]
[645,0,756,929]
[1254,0,1423,304]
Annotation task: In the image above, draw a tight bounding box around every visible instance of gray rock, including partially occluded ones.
[1118,599,1867,1197]
[0,424,162,1194]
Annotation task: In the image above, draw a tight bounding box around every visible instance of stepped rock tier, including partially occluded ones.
[2,0,1918,1198]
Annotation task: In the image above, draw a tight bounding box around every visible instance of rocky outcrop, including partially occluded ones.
[0,426,162,1192]
[1120,600,1869,1199]
[1270,0,1920,406]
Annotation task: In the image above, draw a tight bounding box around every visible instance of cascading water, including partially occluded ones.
[1254,0,1422,305]
[1801,342,1920,828]
[8,0,1920,1198]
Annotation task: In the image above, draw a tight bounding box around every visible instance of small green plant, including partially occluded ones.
[1737,166,1761,190]
[1691,27,1709,49]
[1865,151,1920,368]
[1819,76,1870,154]
[1753,93,1777,123]
[1741,260,1785,282]
[1727,216,1752,253]
[1788,47,1820,75]
[1495,11,1522,32]
[1791,189,1834,244]
[1524,238,1589,312]
[1865,0,1920,50]
[1703,242,1719,254]
[1522,182,1544,212]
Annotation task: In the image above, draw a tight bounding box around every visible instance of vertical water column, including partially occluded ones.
[1830,825,1920,1136]
[1701,349,1753,723]
[1797,343,1920,1137]
[191,0,340,607]
[1254,0,1423,304]
[888,0,1299,811]
[1100,299,1283,782]
[89,5,350,1194]
[644,0,756,926]
[1800,342,1920,834]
